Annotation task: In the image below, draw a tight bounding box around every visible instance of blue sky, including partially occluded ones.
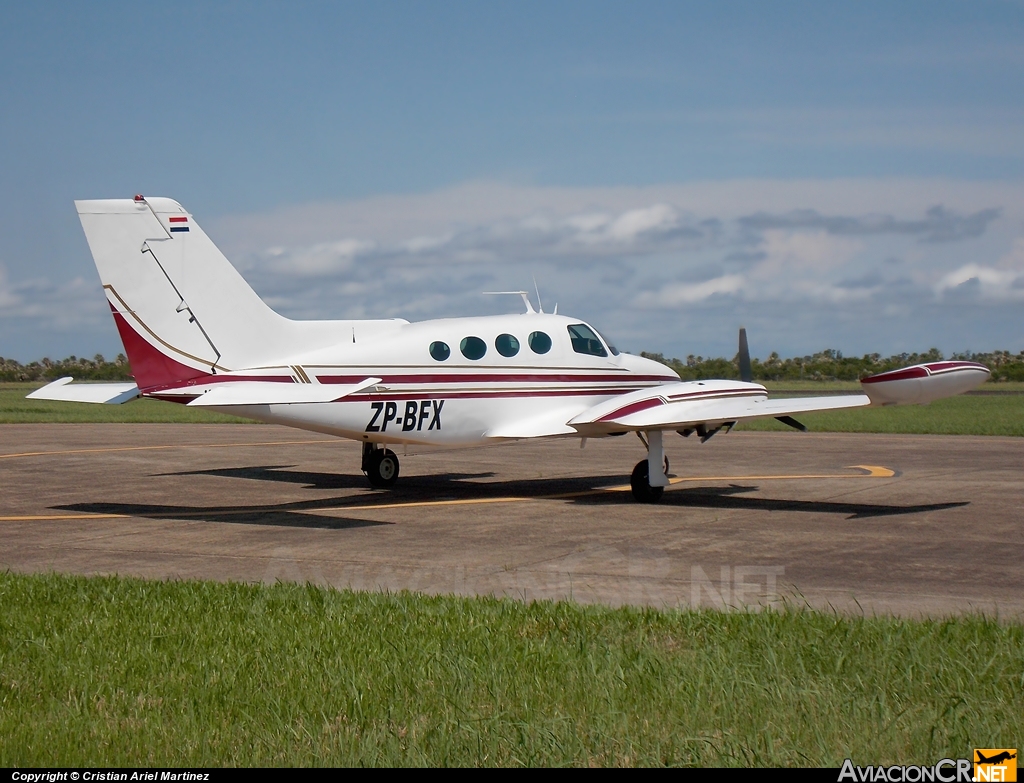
[2,1,1023,361]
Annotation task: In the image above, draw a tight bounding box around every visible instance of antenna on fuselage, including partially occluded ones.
[533,275,544,314]
[482,290,535,314]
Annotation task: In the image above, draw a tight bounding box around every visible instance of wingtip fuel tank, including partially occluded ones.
[860,361,990,405]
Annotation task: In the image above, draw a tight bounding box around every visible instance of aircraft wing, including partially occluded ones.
[26,377,141,405]
[569,381,869,436]
[569,359,990,437]
[185,377,382,406]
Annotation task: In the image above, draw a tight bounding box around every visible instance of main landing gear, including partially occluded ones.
[362,442,399,488]
[630,430,670,503]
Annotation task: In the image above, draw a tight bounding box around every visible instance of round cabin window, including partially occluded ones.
[460,336,487,360]
[429,341,450,361]
[528,331,552,354]
[495,334,520,357]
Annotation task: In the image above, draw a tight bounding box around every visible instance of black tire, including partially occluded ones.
[365,448,400,488]
[630,459,664,503]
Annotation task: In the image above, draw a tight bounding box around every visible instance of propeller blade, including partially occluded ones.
[738,327,753,383]
[775,415,808,432]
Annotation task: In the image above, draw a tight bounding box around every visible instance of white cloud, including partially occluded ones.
[634,274,745,307]
[402,233,454,254]
[605,203,679,241]
[934,263,1024,300]
[0,264,107,328]
[8,179,1024,360]
[755,230,862,274]
[203,179,1024,356]
[251,238,376,276]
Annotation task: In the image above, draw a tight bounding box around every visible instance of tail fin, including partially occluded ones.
[76,196,371,390]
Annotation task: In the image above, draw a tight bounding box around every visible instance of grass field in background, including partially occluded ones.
[0,383,250,424]
[762,380,1024,393]
[2,381,1022,434]
[739,393,1024,436]
[0,572,1020,767]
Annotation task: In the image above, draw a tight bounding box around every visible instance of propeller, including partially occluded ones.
[738,327,753,383]
[739,327,807,432]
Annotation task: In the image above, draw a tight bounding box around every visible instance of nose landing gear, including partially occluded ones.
[631,430,670,503]
[362,442,400,488]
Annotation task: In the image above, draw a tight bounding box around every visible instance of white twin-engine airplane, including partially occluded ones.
[30,196,991,502]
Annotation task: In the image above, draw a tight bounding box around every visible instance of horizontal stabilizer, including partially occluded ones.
[186,377,382,406]
[26,377,140,405]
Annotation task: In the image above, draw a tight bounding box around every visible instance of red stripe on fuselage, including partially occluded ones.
[315,372,674,385]
[342,387,640,403]
[150,388,649,406]
[142,374,294,395]
[111,307,677,400]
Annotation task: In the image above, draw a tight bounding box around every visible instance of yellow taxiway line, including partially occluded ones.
[0,439,339,460]
[0,465,894,521]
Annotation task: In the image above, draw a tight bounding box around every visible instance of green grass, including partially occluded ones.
[0,383,252,424]
[3,382,1023,434]
[762,380,1024,393]
[739,394,1024,436]
[0,572,1020,767]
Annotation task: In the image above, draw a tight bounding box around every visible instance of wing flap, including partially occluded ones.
[186,377,382,406]
[26,377,141,405]
[485,411,579,439]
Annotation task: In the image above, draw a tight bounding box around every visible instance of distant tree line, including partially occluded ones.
[3,348,1024,383]
[639,348,1024,383]
[0,354,133,382]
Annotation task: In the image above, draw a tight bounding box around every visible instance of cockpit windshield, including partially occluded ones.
[567,323,609,357]
[594,328,620,356]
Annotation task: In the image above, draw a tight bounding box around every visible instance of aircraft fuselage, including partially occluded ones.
[148,312,680,447]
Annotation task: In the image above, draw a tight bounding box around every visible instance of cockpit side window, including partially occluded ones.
[567,324,608,357]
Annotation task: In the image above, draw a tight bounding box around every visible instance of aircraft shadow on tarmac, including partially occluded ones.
[161,464,497,489]
[654,484,969,519]
[53,498,393,530]
[52,465,969,528]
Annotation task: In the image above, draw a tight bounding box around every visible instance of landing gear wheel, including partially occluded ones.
[365,448,400,488]
[630,459,664,503]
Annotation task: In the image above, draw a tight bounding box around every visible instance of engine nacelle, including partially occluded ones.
[860,361,990,405]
